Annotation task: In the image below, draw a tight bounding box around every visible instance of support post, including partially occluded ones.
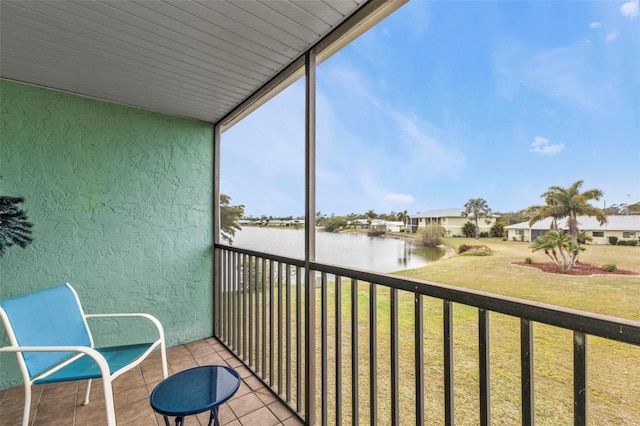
[304,50,317,426]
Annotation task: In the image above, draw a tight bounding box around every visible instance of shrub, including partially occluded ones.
[602,264,618,272]
[479,232,489,238]
[458,245,493,256]
[608,236,618,245]
[525,257,533,264]
[458,244,472,254]
[416,223,446,247]
[462,221,476,238]
[490,221,506,237]
[617,240,638,246]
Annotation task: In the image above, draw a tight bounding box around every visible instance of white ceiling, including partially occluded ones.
[0,0,372,124]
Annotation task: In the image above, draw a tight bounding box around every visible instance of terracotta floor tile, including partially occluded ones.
[40,380,78,401]
[227,392,265,418]
[238,406,281,426]
[281,415,304,425]
[267,400,294,421]
[185,340,216,359]
[194,352,226,366]
[32,393,76,426]
[0,338,301,426]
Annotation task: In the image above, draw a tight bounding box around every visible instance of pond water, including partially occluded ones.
[231,226,444,273]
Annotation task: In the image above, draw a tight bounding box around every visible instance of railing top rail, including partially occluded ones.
[216,243,306,268]
[214,244,640,345]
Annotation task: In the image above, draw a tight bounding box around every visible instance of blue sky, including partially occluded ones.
[221,1,640,218]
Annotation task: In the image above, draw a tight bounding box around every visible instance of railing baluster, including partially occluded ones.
[479,309,491,426]
[286,263,292,403]
[415,292,424,426]
[521,318,534,426]
[232,251,238,351]
[242,254,247,361]
[278,261,283,395]
[214,248,220,337]
[224,252,232,346]
[444,300,454,426]
[269,260,274,385]
[574,331,587,426]
[261,258,267,380]
[229,250,234,347]
[352,278,359,426]
[391,288,399,425]
[296,266,302,413]
[335,276,342,426]
[248,256,253,367]
[220,250,225,343]
[370,283,377,425]
[321,272,328,425]
[255,256,260,372]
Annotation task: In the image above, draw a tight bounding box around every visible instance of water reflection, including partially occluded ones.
[231,227,444,273]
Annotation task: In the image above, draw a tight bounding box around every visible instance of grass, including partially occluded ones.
[321,239,640,424]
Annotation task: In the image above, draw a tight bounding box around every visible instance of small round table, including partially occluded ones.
[150,365,241,426]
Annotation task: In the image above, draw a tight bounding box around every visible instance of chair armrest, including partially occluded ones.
[0,345,111,378]
[85,313,165,340]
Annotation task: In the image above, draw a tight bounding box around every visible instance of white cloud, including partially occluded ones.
[385,193,415,204]
[621,0,639,19]
[589,21,602,29]
[606,29,620,42]
[530,136,565,156]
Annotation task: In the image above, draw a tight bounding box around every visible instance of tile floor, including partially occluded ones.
[0,338,303,426]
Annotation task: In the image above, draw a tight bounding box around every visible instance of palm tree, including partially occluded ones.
[462,198,492,239]
[530,230,584,272]
[528,180,607,243]
[396,209,409,231]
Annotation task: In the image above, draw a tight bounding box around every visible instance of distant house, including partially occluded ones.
[409,208,497,236]
[384,221,405,232]
[505,215,640,243]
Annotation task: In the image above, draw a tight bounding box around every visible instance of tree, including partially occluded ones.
[530,230,584,272]
[498,210,530,225]
[396,210,409,231]
[528,180,607,243]
[462,198,492,239]
[0,195,33,257]
[365,209,376,227]
[220,194,244,244]
[324,216,347,233]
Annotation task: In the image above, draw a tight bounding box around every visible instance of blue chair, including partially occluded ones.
[0,283,168,425]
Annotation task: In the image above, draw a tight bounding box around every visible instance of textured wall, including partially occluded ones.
[0,80,214,388]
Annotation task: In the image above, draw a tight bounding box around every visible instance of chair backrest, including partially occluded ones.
[0,283,92,378]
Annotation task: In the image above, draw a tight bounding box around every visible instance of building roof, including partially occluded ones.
[505,215,640,231]
[0,0,405,125]
[410,208,498,219]
[410,208,465,219]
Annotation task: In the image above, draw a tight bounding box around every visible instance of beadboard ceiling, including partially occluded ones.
[0,0,377,124]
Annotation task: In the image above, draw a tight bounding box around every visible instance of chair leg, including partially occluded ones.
[160,341,168,379]
[102,377,116,426]
[22,382,32,426]
[83,379,92,405]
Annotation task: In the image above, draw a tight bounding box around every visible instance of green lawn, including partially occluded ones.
[317,239,640,424]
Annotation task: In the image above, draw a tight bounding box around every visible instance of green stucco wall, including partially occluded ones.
[0,79,214,388]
